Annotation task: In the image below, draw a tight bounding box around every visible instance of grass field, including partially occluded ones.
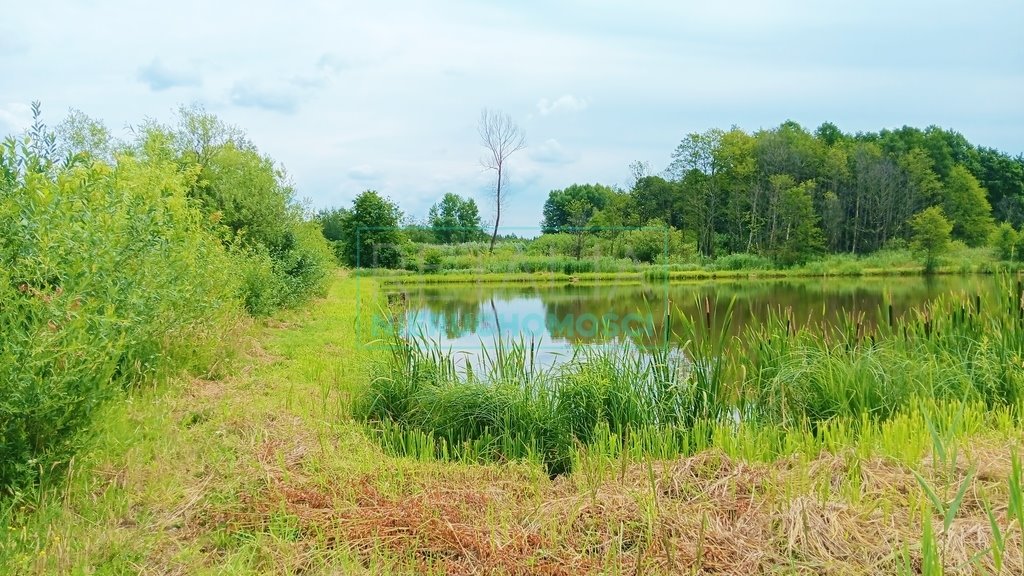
[4,272,1024,575]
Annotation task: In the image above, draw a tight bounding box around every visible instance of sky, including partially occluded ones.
[2,0,1022,231]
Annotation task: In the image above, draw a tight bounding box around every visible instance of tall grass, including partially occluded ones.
[355,275,1024,476]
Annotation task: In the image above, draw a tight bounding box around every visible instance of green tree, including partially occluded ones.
[669,129,725,257]
[910,206,953,274]
[455,197,484,241]
[137,105,333,314]
[942,165,994,247]
[630,176,681,229]
[316,207,349,262]
[772,180,825,266]
[587,191,640,237]
[565,198,594,260]
[540,183,616,233]
[317,207,349,242]
[991,222,1020,261]
[341,190,404,268]
[429,193,484,243]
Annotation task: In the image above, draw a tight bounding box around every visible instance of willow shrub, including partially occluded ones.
[234,222,334,317]
[0,139,239,494]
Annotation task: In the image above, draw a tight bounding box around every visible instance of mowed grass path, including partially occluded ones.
[4,272,1024,575]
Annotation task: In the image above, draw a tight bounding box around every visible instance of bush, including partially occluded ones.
[0,136,238,494]
[711,253,774,271]
[0,104,334,496]
[527,233,575,257]
[423,248,444,273]
[614,226,672,264]
[992,222,1020,261]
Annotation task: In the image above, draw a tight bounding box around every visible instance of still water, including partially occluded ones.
[387,275,1002,366]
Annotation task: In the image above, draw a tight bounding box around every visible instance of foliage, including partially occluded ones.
[143,106,334,315]
[942,165,995,247]
[340,190,404,268]
[910,207,953,274]
[0,112,239,494]
[540,183,616,233]
[612,221,684,264]
[422,248,444,273]
[991,222,1021,261]
[427,193,484,243]
[770,179,826,266]
[0,102,338,495]
[316,207,349,262]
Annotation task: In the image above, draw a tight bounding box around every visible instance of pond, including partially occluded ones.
[382,275,1005,368]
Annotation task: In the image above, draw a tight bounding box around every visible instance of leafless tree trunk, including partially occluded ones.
[478,109,525,254]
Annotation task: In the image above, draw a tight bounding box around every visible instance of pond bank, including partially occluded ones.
[5,271,1024,575]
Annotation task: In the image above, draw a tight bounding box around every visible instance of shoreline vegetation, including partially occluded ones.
[4,272,1024,574]
[363,246,1021,287]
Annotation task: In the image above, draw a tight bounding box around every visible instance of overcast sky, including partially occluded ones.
[2,1,1021,231]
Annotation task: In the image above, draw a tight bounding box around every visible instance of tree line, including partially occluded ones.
[320,120,1022,269]
[540,122,1023,265]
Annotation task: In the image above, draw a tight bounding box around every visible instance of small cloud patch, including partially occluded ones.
[137,59,201,91]
[529,138,578,165]
[348,165,383,181]
[230,81,299,114]
[536,94,588,116]
[0,102,32,134]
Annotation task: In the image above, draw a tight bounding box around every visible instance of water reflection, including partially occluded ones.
[390,276,1000,367]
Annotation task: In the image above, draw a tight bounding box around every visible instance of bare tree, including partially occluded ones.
[625,159,652,191]
[478,109,525,254]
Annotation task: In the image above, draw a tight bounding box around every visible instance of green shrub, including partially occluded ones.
[712,253,773,271]
[423,248,444,273]
[0,132,238,494]
[992,223,1020,261]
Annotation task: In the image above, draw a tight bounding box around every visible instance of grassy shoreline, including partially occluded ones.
[370,263,1015,287]
[4,271,1024,574]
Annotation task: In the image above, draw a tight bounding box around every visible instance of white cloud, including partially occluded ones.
[537,95,589,116]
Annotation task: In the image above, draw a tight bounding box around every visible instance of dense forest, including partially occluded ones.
[322,121,1024,269]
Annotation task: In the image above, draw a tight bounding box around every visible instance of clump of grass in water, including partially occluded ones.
[354,314,713,475]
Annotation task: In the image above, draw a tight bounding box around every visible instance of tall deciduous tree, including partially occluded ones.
[428,193,484,243]
[631,175,680,228]
[478,109,525,254]
[910,206,953,274]
[341,190,404,268]
[540,184,616,233]
[668,129,724,257]
[772,180,825,265]
[942,165,994,247]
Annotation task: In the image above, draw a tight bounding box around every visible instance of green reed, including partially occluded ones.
[356,274,1024,474]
